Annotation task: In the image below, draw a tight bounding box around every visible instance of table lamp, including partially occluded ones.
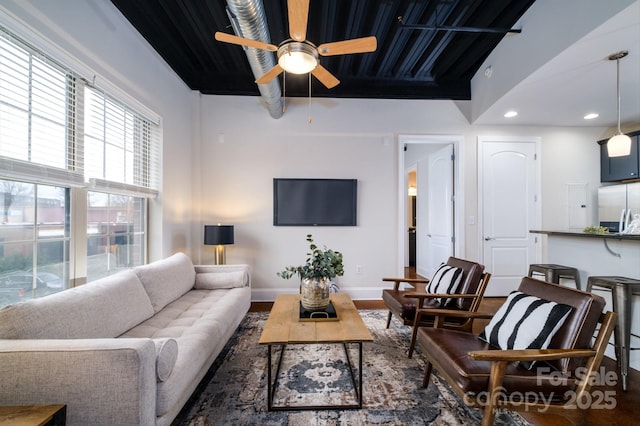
[204,224,234,264]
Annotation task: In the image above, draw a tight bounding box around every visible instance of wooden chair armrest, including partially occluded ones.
[403,292,479,299]
[382,277,430,284]
[382,277,430,291]
[416,309,494,320]
[414,308,494,330]
[469,348,596,362]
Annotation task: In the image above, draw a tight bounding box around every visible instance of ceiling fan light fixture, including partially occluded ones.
[277,42,318,74]
[607,50,631,157]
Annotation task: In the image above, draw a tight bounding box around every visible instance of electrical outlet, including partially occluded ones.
[355,265,363,274]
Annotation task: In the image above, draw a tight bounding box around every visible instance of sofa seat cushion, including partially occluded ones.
[134,253,196,313]
[0,270,154,339]
[119,286,251,417]
[417,327,577,399]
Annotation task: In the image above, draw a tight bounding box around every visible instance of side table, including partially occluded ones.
[0,405,66,426]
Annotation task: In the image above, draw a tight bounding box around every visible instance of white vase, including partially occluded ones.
[300,277,331,311]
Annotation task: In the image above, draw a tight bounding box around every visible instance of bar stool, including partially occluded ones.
[528,264,581,290]
[586,276,640,391]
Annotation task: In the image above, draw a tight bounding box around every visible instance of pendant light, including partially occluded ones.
[607,51,631,157]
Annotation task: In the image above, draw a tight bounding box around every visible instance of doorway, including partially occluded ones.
[407,170,417,269]
[397,135,464,278]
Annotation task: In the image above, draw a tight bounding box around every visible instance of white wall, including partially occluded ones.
[1,1,616,301]
[196,95,610,299]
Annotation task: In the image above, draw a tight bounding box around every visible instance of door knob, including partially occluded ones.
[484,236,494,241]
[427,234,432,237]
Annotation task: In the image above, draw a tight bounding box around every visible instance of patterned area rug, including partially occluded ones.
[174,310,530,426]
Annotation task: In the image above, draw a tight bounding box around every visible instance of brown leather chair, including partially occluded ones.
[416,277,616,426]
[381,257,490,357]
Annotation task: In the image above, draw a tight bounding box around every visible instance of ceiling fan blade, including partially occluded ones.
[317,36,377,56]
[214,32,277,52]
[255,65,284,84]
[288,0,309,42]
[311,65,340,89]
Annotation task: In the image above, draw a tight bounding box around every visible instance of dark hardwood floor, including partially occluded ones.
[250,268,639,425]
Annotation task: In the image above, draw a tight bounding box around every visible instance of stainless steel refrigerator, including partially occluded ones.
[598,182,640,233]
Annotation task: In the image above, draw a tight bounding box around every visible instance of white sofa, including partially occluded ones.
[0,253,251,426]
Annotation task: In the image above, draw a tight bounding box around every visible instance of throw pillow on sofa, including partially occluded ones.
[153,338,178,382]
[194,270,248,289]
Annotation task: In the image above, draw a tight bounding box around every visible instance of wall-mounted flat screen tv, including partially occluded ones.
[273,178,357,226]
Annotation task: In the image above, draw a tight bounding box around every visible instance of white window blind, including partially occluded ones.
[83,86,160,197]
[0,27,160,196]
[0,27,83,186]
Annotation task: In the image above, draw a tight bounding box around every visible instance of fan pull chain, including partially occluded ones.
[308,72,312,123]
[282,70,287,113]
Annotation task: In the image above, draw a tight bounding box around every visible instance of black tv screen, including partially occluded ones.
[273,178,357,226]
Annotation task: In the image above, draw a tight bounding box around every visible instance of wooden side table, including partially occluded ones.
[0,405,66,426]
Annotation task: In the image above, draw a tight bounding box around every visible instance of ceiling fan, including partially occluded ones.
[214,0,377,89]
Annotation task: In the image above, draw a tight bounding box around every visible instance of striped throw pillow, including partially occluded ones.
[479,291,573,369]
[425,263,464,306]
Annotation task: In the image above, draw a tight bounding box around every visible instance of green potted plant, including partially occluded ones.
[277,234,344,311]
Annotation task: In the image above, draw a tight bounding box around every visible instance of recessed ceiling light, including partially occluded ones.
[584,113,599,120]
[504,111,518,118]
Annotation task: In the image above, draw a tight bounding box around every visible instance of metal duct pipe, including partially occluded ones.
[226,0,283,119]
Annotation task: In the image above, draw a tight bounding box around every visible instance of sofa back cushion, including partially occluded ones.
[134,252,196,313]
[0,270,154,339]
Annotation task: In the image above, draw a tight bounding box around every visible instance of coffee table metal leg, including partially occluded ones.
[341,342,363,407]
[267,342,364,411]
[358,342,363,408]
[267,344,272,410]
[267,344,287,411]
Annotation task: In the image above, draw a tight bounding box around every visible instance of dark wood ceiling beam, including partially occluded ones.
[111,1,203,88]
[207,3,252,74]
[336,0,369,76]
[377,1,424,77]
[154,0,211,70]
[177,1,230,69]
[412,0,475,79]
[357,1,395,77]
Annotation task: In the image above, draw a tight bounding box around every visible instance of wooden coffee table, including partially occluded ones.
[258,293,373,411]
[0,405,66,425]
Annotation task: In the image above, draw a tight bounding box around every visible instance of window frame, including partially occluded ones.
[0,23,160,304]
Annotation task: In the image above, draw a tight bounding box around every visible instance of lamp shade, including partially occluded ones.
[204,225,234,245]
[607,133,632,157]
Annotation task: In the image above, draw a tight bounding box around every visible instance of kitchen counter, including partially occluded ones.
[530,229,640,241]
[530,229,640,371]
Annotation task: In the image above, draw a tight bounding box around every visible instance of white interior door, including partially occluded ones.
[480,138,540,296]
[416,144,454,278]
